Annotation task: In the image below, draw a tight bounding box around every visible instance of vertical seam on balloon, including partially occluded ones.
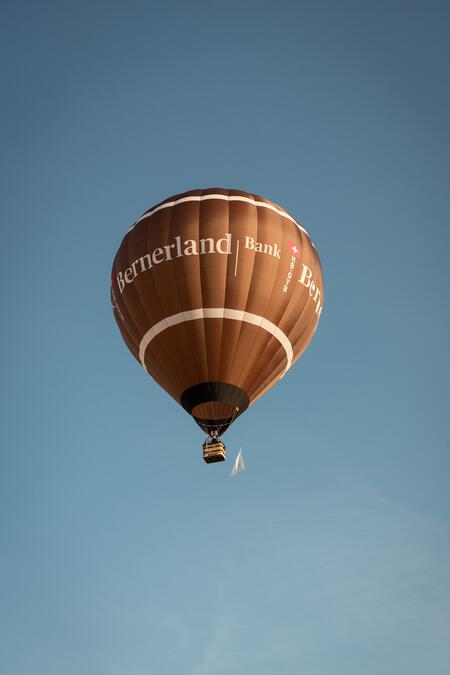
[251,218,296,392]
[253,228,319,397]
[252,209,289,386]
[213,193,231,423]
[112,235,147,361]
[124,222,169,387]
[169,195,202,397]
[135,213,176,389]
[251,228,309,393]
[288,245,323,361]
[138,208,186,394]
[217,195,233,404]
[111,270,141,359]
[246,218,315,398]
[197,193,211,416]
[229,197,270,396]
[237,207,287,396]
[111,296,141,361]
[219,196,259,404]
[280,228,322,354]
[166,198,196,393]
[196,190,215,426]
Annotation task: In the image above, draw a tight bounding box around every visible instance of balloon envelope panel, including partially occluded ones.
[111,188,323,435]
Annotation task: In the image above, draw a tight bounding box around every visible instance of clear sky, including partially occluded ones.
[1,1,449,674]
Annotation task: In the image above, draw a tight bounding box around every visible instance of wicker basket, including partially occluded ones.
[202,440,226,463]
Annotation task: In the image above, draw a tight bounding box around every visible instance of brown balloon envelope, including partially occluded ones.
[111,188,323,437]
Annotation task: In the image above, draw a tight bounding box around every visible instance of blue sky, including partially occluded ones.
[1,1,449,674]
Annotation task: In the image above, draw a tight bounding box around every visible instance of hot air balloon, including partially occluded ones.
[111,188,323,463]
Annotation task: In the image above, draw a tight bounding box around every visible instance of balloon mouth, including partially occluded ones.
[192,402,239,436]
[180,381,249,436]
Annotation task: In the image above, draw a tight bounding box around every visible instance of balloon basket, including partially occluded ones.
[202,440,226,464]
